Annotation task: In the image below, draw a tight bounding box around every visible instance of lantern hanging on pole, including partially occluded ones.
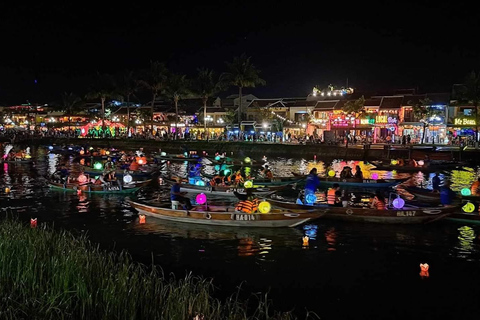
[328,170,335,177]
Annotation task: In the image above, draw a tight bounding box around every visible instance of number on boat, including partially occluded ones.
[230,214,256,221]
[396,211,416,217]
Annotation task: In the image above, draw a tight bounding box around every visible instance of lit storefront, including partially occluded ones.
[374,113,398,143]
[447,117,477,144]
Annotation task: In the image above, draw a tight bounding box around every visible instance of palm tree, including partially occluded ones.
[60,92,84,133]
[457,71,480,143]
[138,61,168,132]
[192,68,223,136]
[220,54,266,124]
[165,73,190,138]
[118,70,140,137]
[85,73,117,138]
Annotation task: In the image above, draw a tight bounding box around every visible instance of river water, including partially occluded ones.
[1,146,480,320]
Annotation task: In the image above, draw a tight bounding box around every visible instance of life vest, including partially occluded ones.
[373,196,386,210]
[235,174,244,183]
[327,188,336,205]
[235,199,259,214]
[129,162,139,171]
[471,181,480,195]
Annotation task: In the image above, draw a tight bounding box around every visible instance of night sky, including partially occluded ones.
[0,1,478,105]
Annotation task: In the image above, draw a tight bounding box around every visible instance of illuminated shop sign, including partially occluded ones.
[375,116,397,124]
[454,118,476,126]
[357,118,375,125]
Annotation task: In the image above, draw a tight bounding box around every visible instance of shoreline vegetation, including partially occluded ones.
[0,218,318,319]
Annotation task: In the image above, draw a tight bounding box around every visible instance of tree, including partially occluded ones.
[164,73,190,137]
[410,98,439,144]
[192,68,223,135]
[457,70,480,143]
[138,61,168,132]
[60,92,84,132]
[342,96,365,115]
[118,70,140,137]
[224,108,237,125]
[220,54,266,124]
[85,73,118,137]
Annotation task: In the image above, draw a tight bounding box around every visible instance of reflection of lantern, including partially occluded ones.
[463,202,475,213]
[419,263,429,278]
[418,160,425,166]
[303,236,309,246]
[78,174,87,183]
[215,155,221,161]
[139,214,146,224]
[244,157,251,164]
[305,193,317,205]
[123,174,133,183]
[392,196,405,209]
[461,188,471,196]
[328,170,335,177]
[94,162,103,170]
[196,193,207,205]
[258,201,271,213]
[30,218,37,228]
[371,173,379,180]
[391,159,399,165]
[244,180,253,188]
[106,151,110,155]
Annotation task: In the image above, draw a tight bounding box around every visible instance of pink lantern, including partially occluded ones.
[78,174,87,183]
[196,193,207,205]
[371,173,379,180]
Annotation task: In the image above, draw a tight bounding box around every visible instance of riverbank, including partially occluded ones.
[0,218,314,320]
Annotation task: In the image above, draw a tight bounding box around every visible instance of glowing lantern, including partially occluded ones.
[30,218,37,228]
[314,155,317,161]
[184,152,188,157]
[105,151,110,155]
[463,202,475,213]
[215,155,221,161]
[196,193,207,205]
[244,157,251,164]
[78,174,87,183]
[328,170,336,177]
[224,169,231,176]
[392,196,405,209]
[160,152,167,156]
[258,201,271,213]
[214,165,220,171]
[391,159,399,165]
[305,193,317,205]
[419,263,429,278]
[138,158,144,165]
[418,160,425,166]
[461,188,471,196]
[139,214,146,224]
[195,180,206,186]
[244,180,253,188]
[5,187,10,193]
[94,162,103,170]
[79,150,85,155]
[123,174,133,184]
[303,236,309,246]
[77,189,82,195]
[48,146,53,150]
[371,173,379,180]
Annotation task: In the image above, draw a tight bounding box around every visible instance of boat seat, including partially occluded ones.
[171,200,180,209]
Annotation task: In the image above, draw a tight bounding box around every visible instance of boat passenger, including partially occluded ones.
[234,188,259,214]
[471,177,480,196]
[261,165,273,179]
[171,177,193,210]
[440,180,456,207]
[104,157,115,181]
[129,159,139,171]
[340,167,354,179]
[432,172,441,193]
[327,183,342,207]
[354,165,363,179]
[371,191,386,210]
[305,168,321,195]
[234,171,244,185]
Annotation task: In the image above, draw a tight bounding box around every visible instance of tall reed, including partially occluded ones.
[0,219,318,319]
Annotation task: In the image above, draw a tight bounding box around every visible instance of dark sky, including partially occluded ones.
[0,1,478,105]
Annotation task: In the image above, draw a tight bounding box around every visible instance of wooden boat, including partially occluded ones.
[127,199,325,228]
[82,166,156,178]
[371,160,465,173]
[201,173,304,185]
[291,173,409,188]
[445,212,480,224]
[48,179,151,194]
[404,186,480,203]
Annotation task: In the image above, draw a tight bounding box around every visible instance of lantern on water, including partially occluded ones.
[461,188,471,196]
[328,170,336,177]
[94,162,103,170]
[371,173,379,180]
[303,236,309,246]
[391,159,399,165]
[184,152,188,157]
[244,180,253,188]
[463,202,475,213]
[419,263,429,278]
[5,187,10,193]
[392,196,405,209]
[30,218,37,228]
[196,193,207,205]
[139,214,146,224]
[258,201,271,213]
[215,155,221,161]
[123,174,133,184]
[418,160,425,166]
[78,174,87,183]
[305,193,317,205]
[244,157,251,164]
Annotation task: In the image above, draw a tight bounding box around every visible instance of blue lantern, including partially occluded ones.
[305,193,317,205]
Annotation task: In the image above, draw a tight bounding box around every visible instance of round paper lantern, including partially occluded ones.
[184,152,188,157]
[392,196,405,209]
[418,160,425,166]
[196,193,207,205]
[160,152,167,156]
[79,150,85,155]
[195,180,205,186]
[258,201,271,213]
[214,165,220,171]
[106,151,110,155]
[94,162,103,170]
[5,187,10,193]
[123,174,133,183]
[328,170,336,177]
[305,193,317,205]
[48,146,53,150]
[463,202,475,213]
[244,157,251,164]
[224,168,231,176]
[244,180,253,188]
[461,188,471,196]
[78,174,87,183]
[215,155,221,161]
[371,173,379,180]
[391,159,399,165]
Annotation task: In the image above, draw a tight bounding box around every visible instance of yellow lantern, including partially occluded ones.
[328,170,335,177]
[462,202,475,213]
[391,159,399,165]
[258,201,271,213]
[303,236,309,246]
[5,187,10,193]
[244,180,253,188]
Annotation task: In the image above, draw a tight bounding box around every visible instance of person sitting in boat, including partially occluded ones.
[340,166,354,179]
[261,165,273,179]
[471,177,480,196]
[234,188,259,214]
[371,191,386,210]
[353,165,363,179]
[327,183,342,207]
[432,172,441,193]
[440,180,456,207]
[171,177,193,210]
[210,173,224,186]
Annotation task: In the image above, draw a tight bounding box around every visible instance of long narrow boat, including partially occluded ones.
[82,166,156,178]
[404,186,480,203]
[371,160,466,173]
[291,172,409,188]
[127,199,325,228]
[48,179,151,194]
[202,173,304,186]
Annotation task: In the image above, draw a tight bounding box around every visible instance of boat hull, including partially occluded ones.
[48,180,150,194]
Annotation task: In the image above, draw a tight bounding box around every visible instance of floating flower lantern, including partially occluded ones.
[303,236,309,246]
[215,155,221,161]
[392,196,405,209]
[79,150,85,155]
[244,157,251,164]
[195,180,205,186]
[419,263,429,278]
[160,152,167,156]
[30,218,37,228]
[305,193,317,205]
[196,193,207,205]
[391,159,398,165]
[78,174,87,183]
[139,214,146,224]
[463,202,475,213]
[461,188,471,196]
[258,201,271,213]
[418,160,425,166]
[5,187,10,193]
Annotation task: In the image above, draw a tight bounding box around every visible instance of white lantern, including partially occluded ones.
[123,174,133,184]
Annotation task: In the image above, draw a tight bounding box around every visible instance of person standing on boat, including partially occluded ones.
[305,168,321,195]
[371,191,386,210]
[327,183,341,207]
[440,180,456,207]
[432,172,441,193]
[470,177,480,196]
[171,177,193,210]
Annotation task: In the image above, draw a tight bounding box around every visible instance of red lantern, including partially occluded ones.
[139,214,146,224]
[30,218,37,228]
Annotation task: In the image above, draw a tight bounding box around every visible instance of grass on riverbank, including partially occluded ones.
[0,219,318,319]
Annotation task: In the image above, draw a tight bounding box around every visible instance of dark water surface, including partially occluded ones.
[1,147,480,320]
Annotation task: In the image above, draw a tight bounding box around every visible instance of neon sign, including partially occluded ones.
[454,118,475,126]
[376,116,397,124]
